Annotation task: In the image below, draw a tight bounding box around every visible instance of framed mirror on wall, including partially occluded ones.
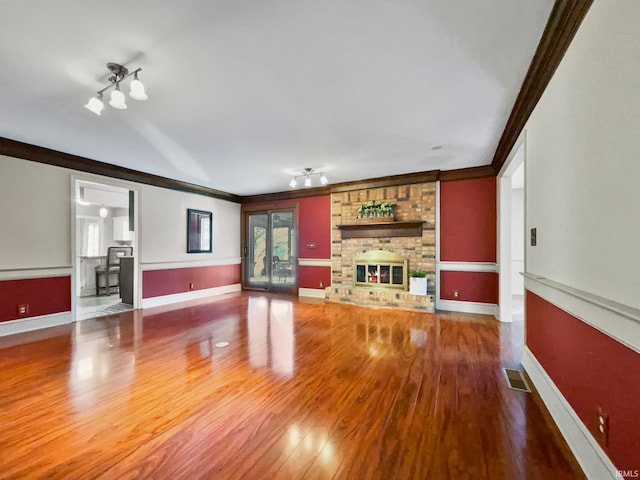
[187,209,212,253]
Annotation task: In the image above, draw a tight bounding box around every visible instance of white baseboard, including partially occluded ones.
[141,284,241,309]
[437,299,497,317]
[523,347,617,480]
[298,287,326,299]
[0,311,73,337]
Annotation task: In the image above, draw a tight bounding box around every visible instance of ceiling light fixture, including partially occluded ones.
[289,168,329,189]
[85,62,148,115]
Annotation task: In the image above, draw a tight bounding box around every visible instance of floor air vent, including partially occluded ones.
[504,368,531,393]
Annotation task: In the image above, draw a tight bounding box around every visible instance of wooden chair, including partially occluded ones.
[95,246,133,296]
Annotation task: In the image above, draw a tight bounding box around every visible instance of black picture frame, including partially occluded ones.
[187,209,212,253]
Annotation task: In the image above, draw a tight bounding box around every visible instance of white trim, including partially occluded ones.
[72,175,142,319]
[437,299,497,316]
[0,267,72,280]
[523,347,617,480]
[437,261,498,272]
[141,258,241,271]
[298,258,332,267]
[141,283,241,309]
[497,131,527,324]
[298,287,326,299]
[0,311,72,337]
[524,274,640,353]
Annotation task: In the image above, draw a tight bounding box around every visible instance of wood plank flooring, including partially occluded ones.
[0,292,584,479]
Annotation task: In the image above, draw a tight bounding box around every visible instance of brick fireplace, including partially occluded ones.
[325,182,436,311]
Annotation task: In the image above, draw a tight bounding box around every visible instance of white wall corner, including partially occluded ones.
[523,347,618,480]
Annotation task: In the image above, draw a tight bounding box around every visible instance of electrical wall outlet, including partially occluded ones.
[319,281,324,288]
[189,283,194,290]
[453,290,459,299]
[596,405,609,448]
[17,304,29,316]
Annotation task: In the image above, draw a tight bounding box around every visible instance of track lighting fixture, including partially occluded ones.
[85,62,148,115]
[288,168,329,189]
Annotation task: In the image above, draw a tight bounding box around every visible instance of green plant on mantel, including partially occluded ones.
[356,200,394,218]
[409,270,428,278]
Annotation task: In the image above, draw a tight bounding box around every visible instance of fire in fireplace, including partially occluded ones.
[354,250,408,290]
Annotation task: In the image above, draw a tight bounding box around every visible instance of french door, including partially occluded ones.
[243,208,297,293]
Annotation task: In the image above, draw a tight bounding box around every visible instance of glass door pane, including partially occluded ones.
[244,209,296,293]
[271,211,294,286]
[246,213,268,287]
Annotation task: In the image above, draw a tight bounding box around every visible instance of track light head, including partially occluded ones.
[109,83,127,109]
[129,72,148,101]
[84,95,104,116]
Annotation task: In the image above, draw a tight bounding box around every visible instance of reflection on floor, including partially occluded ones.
[77,294,133,321]
[0,292,584,479]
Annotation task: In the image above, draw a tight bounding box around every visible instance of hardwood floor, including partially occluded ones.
[0,292,583,479]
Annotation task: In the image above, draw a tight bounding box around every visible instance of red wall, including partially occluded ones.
[440,177,497,262]
[298,265,332,290]
[440,271,498,303]
[297,196,331,260]
[526,291,640,469]
[0,276,71,323]
[244,195,332,290]
[439,177,498,306]
[142,264,241,299]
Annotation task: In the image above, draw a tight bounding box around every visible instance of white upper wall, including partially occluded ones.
[525,0,640,309]
[0,154,240,271]
[0,155,72,269]
[140,185,240,264]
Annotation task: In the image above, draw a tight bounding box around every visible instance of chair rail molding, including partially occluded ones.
[524,272,640,352]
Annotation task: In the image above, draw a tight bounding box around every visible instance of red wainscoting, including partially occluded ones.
[526,291,640,470]
[0,276,71,323]
[297,265,332,290]
[440,177,497,262]
[439,271,498,304]
[142,264,241,299]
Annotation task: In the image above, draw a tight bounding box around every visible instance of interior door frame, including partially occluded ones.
[70,175,141,320]
[241,202,299,294]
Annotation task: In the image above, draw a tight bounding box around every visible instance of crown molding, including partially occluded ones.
[0,137,242,203]
[240,166,497,204]
[438,165,496,182]
[491,0,594,172]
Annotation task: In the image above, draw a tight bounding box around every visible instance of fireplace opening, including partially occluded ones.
[354,250,408,290]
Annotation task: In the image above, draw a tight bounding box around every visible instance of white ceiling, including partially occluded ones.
[0,0,553,196]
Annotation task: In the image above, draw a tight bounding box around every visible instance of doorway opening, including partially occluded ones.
[498,132,526,355]
[74,179,136,320]
[243,208,297,294]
